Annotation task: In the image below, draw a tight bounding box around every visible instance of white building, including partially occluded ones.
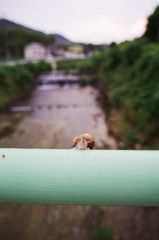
[24,43,46,61]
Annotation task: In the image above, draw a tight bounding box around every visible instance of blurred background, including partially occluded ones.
[0,0,159,239]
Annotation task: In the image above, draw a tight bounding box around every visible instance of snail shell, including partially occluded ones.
[70,133,95,150]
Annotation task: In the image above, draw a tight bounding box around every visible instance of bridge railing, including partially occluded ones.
[0,149,159,206]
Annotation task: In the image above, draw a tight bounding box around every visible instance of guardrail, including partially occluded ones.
[0,149,159,206]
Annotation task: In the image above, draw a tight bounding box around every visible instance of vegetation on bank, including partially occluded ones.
[56,59,91,72]
[57,6,159,149]
[86,6,159,149]
[0,60,52,110]
[88,39,159,149]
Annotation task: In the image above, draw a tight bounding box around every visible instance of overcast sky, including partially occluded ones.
[1,0,159,44]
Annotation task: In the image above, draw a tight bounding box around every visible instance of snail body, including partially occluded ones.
[71,133,95,150]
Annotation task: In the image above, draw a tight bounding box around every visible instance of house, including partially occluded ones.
[65,44,85,59]
[24,43,46,61]
[46,45,65,58]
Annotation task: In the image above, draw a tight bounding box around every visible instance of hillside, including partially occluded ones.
[52,33,71,44]
[0,19,71,44]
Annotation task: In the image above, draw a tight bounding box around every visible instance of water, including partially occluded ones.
[0,77,116,149]
[0,73,117,240]
[1,74,157,240]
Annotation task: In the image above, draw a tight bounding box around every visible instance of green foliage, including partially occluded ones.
[0,69,11,88]
[92,53,107,69]
[82,35,159,146]
[119,41,143,66]
[144,6,159,42]
[77,59,93,73]
[0,61,52,110]
[57,59,79,70]
[34,60,52,74]
[92,226,115,240]
[24,60,52,77]
[76,6,159,148]
[78,76,87,86]
[57,59,92,71]
[110,84,128,107]
[0,28,55,58]
[126,130,139,144]
[109,42,117,48]
[105,46,121,68]
[83,43,105,54]
[101,41,159,134]
[15,66,33,88]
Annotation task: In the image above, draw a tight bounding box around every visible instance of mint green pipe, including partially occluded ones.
[0,149,159,206]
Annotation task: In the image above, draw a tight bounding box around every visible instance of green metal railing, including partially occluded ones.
[0,148,159,206]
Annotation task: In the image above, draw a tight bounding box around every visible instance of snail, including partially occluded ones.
[70,133,95,150]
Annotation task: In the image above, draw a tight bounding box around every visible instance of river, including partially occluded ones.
[0,73,116,149]
[0,72,117,240]
[0,73,158,240]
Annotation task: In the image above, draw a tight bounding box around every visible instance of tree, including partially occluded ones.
[0,28,55,58]
[109,42,117,48]
[144,6,159,42]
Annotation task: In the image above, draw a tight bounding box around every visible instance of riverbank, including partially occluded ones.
[97,88,144,150]
[97,85,159,150]
[0,112,26,138]
[77,40,159,150]
[0,60,52,111]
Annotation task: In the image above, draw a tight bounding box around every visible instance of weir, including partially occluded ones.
[36,71,91,84]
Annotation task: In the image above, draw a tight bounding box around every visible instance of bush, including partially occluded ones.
[104,46,121,69]
[0,67,17,94]
[119,41,143,66]
[85,39,159,146]
[14,66,33,88]
[144,6,159,42]
[36,60,52,72]
[25,60,52,77]
[78,76,87,86]
[57,59,90,71]
[92,226,115,240]
[77,60,92,73]
[0,60,52,110]
[110,85,128,107]
[0,69,11,88]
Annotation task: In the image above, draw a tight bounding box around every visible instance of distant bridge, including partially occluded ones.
[36,71,91,84]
